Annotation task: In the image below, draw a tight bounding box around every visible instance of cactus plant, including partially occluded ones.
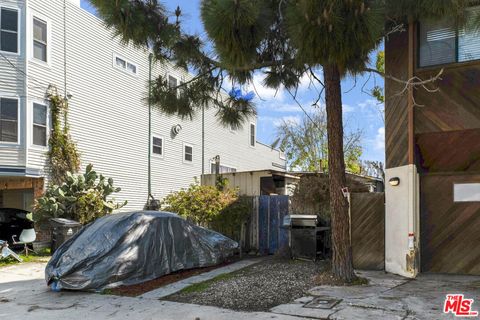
[34,164,127,224]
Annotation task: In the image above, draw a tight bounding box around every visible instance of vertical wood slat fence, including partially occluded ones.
[240,193,385,271]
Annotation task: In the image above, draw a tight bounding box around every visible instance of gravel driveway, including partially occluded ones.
[165,257,328,312]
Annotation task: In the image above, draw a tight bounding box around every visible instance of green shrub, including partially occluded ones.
[162,182,251,239]
[34,164,127,224]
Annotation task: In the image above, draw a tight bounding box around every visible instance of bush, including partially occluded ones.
[162,182,251,239]
[34,164,127,224]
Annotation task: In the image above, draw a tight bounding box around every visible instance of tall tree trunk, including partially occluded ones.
[323,64,355,282]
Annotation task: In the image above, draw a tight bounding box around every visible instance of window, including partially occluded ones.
[168,75,178,96]
[183,143,193,162]
[33,103,47,146]
[419,7,480,67]
[113,54,138,75]
[0,97,18,143]
[250,123,255,147]
[210,163,236,174]
[0,8,18,53]
[33,17,47,62]
[152,136,163,156]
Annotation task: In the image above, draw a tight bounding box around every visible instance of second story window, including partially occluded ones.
[33,103,47,147]
[168,75,178,96]
[183,143,193,163]
[250,123,256,147]
[419,6,480,67]
[113,54,138,75]
[152,136,163,157]
[0,97,18,143]
[0,7,18,53]
[33,17,47,62]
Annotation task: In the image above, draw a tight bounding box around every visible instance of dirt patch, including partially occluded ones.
[165,257,328,312]
[314,271,369,286]
[108,257,240,297]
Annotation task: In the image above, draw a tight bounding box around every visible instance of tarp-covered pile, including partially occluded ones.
[45,211,238,291]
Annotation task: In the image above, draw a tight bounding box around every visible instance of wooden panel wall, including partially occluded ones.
[415,65,480,135]
[351,192,385,270]
[385,30,409,169]
[420,174,480,275]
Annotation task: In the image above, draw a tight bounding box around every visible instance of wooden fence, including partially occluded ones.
[350,192,385,270]
[236,193,385,271]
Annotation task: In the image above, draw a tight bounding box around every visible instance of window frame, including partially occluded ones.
[32,16,48,63]
[0,96,20,145]
[417,7,480,69]
[183,142,193,164]
[0,6,20,55]
[112,53,138,76]
[249,122,256,147]
[29,12,51,66]
[31,101,48,148]
[151,134,164,158]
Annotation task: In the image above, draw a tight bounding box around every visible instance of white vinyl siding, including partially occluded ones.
[0,1,285,209]
[0,97,18,143]
[32,102,47,146]
[32,16,47,62]
[0,7,18,54]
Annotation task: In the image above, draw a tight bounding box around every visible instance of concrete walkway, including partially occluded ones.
[269,270,480,320]
[140,258,262,299]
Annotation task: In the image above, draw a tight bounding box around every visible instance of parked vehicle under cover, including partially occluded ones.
[0,208,34,246]
[45,211,238,291]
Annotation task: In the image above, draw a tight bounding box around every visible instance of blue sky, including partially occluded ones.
[80,0,385,163]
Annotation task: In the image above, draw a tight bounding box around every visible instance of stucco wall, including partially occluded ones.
[385,164,420,278]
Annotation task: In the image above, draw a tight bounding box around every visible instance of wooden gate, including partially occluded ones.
[420,174,480,275]
[350,192,385,270]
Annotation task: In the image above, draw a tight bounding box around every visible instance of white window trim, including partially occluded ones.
[151,134,164,159]
[112,53,138,77]
[209,161,237,174]
[0,5,21,56]
[249,122,256,148]
[183,142,193,164]
[28,11,52,67]
[30,101,49,150]
[167,73,182,97]
[0,95,20,146]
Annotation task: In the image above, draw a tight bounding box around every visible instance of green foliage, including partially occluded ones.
[162,183,251,239]
[371,50,385,104]
[276,109,363,173]
[34,164,127,224]
[47,86,81,185]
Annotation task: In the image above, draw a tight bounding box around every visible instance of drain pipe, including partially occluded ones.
[147,53,153,205]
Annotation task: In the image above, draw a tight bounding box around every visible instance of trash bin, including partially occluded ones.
[50,218,82,253]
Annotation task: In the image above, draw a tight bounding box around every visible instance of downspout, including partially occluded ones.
[148,53,153,201]
[202,104,205,176]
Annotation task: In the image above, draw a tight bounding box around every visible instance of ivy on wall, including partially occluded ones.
[47,85,81,185]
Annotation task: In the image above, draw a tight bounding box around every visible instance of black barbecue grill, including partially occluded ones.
[283,215,331,261]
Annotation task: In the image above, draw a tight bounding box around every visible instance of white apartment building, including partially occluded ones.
[0,0,286,210]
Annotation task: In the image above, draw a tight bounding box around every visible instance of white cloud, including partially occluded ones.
[343,104,354,113]
[374,127,385,151]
